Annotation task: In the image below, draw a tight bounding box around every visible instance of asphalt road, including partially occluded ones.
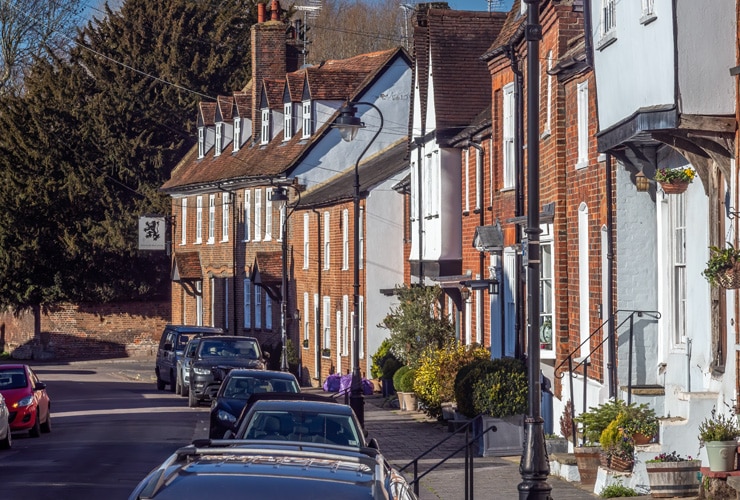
[0,358,206,500]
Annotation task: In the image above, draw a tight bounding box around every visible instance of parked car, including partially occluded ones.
[0,364,51,437]
[176,337,203,397]
[187,336,268,407]
[128,441,417,500]
[0,392,11,449]
[155,325,224,392]
[231,398,368,449]
[209,369,300,439]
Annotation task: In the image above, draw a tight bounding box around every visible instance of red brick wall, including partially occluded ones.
[0,300,170,360]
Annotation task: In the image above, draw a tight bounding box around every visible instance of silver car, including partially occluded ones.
[0,392,11,450]
[175,337,202,397]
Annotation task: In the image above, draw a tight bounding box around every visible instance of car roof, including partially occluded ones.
[199,335,259,343]
[247,398,353,415]
[224,369,297,381]
[0,364,27,371]
[165,325,225,333]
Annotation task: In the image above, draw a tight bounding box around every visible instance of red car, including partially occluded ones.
[0,364,51,437]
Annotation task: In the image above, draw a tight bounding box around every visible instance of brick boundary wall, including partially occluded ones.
[0,301,170,360]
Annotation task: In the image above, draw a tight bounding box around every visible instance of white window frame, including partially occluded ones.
[503,83,515,189]
[359,295,364,359]
[196,281,203,326]
[303,213,310,269]
[264,188,273,241]
[234,118,241,152]
[671,193,687,344]
[283,103,292,141]
[196,196,203,244]
[243,190,251,242]
[342,209,349,270]
[180,198,187,245]
[578,203,590,355]
[544,50,553,136]
[323,296,331,355]
[302,101,311,139]
[336,309,342,362]
[254,189,262,242]
[255,287,262,329]
[303,292,310,345]
[475,288,482,344]
[208,194,216,244]
[215,123,223,156]
[243,278,251,328]
[640,0,656,24]
[464,148,470,213]
[323,211,330,270]
[474,147,481,211]
[342,295,349,356]
[359,207,364,270]
[221,194,229,242]
[598,0,617,48]
[198,127,205,158]
[278,202,285,242]
[210,277,215,327]
[265,294,272,331]
[576,81,589,168]
[260,109,270,145]
[540,225,555,359]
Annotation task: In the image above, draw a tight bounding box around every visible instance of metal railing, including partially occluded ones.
[554,309,660,447]
[398,414,497,500]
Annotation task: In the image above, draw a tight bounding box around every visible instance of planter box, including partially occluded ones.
[476,414,524,457]
[646,460,701,498]
[573,446,601,487]
[402,392,418,412]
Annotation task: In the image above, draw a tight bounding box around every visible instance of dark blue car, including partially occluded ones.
[208,369,299,439]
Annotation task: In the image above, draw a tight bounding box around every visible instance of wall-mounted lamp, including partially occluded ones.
[488,279,499,295]
[635,171,651,192]
[460,287,471,301]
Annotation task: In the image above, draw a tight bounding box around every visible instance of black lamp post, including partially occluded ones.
[270,184,301,373]
[518,1,552,499]
[332,101,384,427]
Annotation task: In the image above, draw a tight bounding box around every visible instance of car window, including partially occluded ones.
[176,334,191,351]
[222,376,299,400]
[0,370,27,390]
[185,340,200,358]
[244,411,361,447]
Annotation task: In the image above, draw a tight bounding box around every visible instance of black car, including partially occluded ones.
[208,369,300,439]
[155,325,224,392]
[187,336,268,407]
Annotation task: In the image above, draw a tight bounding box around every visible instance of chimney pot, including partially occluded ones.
[258,2,265,23]
[271,0,279,21]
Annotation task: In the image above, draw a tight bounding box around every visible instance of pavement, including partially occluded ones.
[31,357,607,499]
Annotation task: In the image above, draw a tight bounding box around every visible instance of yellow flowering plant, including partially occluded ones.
[654,167,695,184]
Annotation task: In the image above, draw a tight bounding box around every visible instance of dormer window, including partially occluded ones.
[302,101,312,139]
[234,118,241,153]
[260,109,270,145]
[215,123,223,157]
[283,103,292,141]
[198,127,205,158]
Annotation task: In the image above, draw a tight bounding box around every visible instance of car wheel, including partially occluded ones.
[188,386,198,408]
[0,427,11,450]
[29,413,41,438]
[156,370,166,391]
[40,408,51,433]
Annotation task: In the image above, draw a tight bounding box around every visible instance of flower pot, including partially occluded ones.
[609,454,634,473]
[632,432,652,445]
[716,262,740,290]
[396,392,406,411]
[646,460,701,498]
[659,180,690,194]
[402,392,418,412]
[381,378,395,397]
[705,440,737,472]
[573,446,601,487]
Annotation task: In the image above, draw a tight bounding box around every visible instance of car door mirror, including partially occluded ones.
[263,352,270,359]
[34,382,46,391]
[367,438,379,449]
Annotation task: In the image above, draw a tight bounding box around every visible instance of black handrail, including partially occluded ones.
[554,309,660,447]
[399,414,497,500]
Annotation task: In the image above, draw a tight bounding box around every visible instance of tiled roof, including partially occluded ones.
[217,95,234,122]
[253,251,283,285]
[172,252,202,280]
[298,139,409,207]
[198,102,216,127]
[263,78,285,109]
[162,48,407,193]
[234,91,251,118]
[483,0,526,58]
[421,9,507,140]
[450,104,492,145]
[285,72,304,101]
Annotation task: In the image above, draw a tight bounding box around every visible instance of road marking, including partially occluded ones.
[52,406,207,418]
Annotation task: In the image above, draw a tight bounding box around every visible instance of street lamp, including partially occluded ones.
[270,184,301,373]
[332,101,384,428]
[518,1,552,499]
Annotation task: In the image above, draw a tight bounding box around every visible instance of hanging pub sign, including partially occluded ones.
[138,216,166,251]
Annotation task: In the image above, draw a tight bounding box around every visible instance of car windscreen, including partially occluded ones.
[199,339,259,359]
[242,411,361,447]
[221,376,299,400]
[0,370,27,390]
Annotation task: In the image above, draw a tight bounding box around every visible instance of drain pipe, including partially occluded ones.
[686,338,692,392]
[606,155,616,398]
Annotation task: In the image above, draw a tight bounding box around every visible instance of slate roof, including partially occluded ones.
[449,104,492,146]
[162,47,407,194]
[298,139,409,208]
[416,8,506,141]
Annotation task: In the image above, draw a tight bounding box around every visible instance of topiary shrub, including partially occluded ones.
[393,365,410,392]
[472,357,528,418]
[381,357,402,381]
[398,368,417,393]
[454,358,497,418]
[414,342,490,420]
[371,338,400,380]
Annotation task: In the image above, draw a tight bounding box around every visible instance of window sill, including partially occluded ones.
[499,186,515,193]
[207,239,215,245]
[541,129,551,140]
[640,13,657,25]
[575,160,588,170]
[220,239,229,243]
[596,32,617,51]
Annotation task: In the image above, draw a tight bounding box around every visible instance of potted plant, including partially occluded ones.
[702,243,740,289]
[698,406,740,472]
[654,166,695,194]
[393,365,411,410]
[599,415,635,472]
[397,367,418,412]
[573,399,629,487]
[620,402,659,444]
[645,452,701,498]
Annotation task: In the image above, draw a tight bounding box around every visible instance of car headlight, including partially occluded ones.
[217,410,237,424]
[14,395,33,408]
[193,367,211,375]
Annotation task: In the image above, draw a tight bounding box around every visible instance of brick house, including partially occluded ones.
[161,0,412,380]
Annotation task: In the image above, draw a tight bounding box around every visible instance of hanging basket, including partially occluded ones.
[716,262,740,290]
[659,181,690,194]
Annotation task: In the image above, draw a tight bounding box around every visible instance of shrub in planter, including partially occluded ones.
[472,357,527,418]
[454,358,496,418]
[381,357,402,381]
[393,365,411,393]
[371,339,400,380]
[414,342,490,420]
[573,399,627,445]
[398,368,416,393]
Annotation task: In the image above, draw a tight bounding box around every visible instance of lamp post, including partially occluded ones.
[332,101,384,428]
[270,184,301,373]
[518,1,551,499]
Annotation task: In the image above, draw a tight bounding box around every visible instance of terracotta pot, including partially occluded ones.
[633,432,652,445]
[659,180,689,194]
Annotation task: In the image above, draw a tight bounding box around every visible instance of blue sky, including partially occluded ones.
[447,0,514,11]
